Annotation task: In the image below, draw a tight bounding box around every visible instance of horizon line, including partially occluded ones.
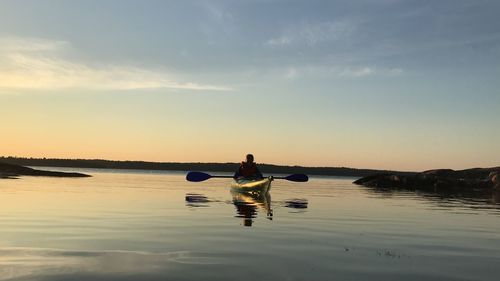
[3,156,498,173]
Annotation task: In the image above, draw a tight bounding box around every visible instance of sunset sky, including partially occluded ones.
[1,0,499,171]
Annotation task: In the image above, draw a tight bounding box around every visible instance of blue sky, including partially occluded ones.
[0,0,499,170]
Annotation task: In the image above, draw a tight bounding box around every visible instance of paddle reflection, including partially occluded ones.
[231,190,272,227]
[185,193,210,207]
[284,198,308,209]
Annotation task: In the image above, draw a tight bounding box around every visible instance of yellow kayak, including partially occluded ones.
[231,176,273,194]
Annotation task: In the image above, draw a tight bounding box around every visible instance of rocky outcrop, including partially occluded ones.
[354,167,500,191]
[0,162,90,178]
[489,171,500,189]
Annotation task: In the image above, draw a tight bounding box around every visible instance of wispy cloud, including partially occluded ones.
[266,36,292,47]
[0,37,69,52]
[265,20,357,47]
[0,37,232,92]
[339,67,375,78]
[284,67,298,79]
[202,2,233,23]
[280,65,403,79]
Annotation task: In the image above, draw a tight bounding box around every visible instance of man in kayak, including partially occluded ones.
[233,154,263,179]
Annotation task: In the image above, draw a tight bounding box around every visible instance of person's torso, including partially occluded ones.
[239,162,257,177]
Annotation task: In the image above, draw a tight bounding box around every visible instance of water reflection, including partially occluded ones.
[284,198,308,209]
[0,247,225,281]
[185,192,310,226]
[185,193,210,207]
[231,190,272,227]
[364,186,500,213]
[491,190,500,205]
[4,170,500,281]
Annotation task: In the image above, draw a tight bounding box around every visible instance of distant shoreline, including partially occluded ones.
[0,156,409,177]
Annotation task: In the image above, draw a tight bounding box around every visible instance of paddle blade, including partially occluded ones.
[284,174,309,182]
[186,171,212,182]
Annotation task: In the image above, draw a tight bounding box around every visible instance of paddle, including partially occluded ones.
[186,171,308,182]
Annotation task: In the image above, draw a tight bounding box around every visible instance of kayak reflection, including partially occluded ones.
[231,190,272,227]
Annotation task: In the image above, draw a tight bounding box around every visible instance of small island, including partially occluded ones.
[0,162,91,179]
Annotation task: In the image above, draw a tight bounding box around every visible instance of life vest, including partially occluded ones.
[239,162,258,177]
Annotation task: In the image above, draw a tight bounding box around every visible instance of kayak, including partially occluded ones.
[231,176,273,194]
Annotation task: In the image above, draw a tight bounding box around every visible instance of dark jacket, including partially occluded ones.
[233,162,263,179]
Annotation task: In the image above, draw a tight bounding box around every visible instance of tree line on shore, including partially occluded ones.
[0,156,398,177]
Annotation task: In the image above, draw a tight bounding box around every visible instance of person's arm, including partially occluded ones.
[233,166,241,179]
[255,166,263,178]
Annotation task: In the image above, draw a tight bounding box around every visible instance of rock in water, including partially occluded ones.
[0,162,91,178]
[353,167,500,191]
[489,171,500,189]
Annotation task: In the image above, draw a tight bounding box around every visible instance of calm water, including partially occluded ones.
[1,168,499,281]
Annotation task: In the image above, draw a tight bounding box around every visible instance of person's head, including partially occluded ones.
[246,154,254,163]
